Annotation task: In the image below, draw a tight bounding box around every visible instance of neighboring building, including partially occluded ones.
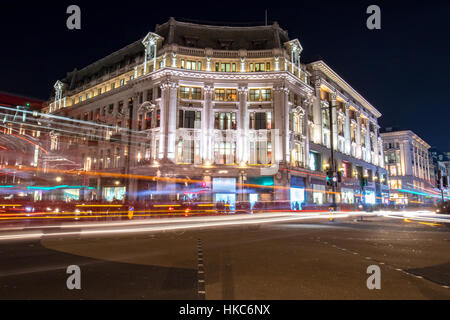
[429,147,448,186]
[42,18,387,207]
[381,128,435,205]
[305,62,389,206]
[429,147,450,201]
[0,92,45,197]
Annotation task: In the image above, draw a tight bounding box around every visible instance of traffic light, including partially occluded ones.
[337,171,342,183]
[326,170,333,186]
[360,176,368,187]
[443,176,449,188]
[437,170,443,188]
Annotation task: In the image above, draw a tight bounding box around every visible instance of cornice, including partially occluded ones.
[309,60,382,118]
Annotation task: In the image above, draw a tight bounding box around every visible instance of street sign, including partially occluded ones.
[128,206,134,220]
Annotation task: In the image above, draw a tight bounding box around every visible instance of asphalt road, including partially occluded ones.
[0,214,449,299]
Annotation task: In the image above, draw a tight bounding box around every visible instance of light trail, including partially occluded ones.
[1,164,364,197]
[377,210,450,224]
[0,211,364,242]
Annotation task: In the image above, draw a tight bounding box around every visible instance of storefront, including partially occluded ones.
[341,187,355,204]
[310,178,326,205]
[102,186,126,202]
[290,175,305,210]
[246,176,274,203]
[213,177,237,210]
[364,190,376,205]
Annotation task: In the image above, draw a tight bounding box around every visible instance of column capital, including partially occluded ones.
[204,84,215,94]
[273,85,289,93]
[237,86,248,95]
[160,80,178,90]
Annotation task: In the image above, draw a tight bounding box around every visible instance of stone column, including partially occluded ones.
[159,80,178,160]
[372,123,379,165]
[312,78,322,145]
[238,86,249,163]
[403,139,412,176]
[303,94,313,169]
[330,91,338,152]
[273,85,289,164]
[344,103,351,154]
[203,84,214,163]
[356,111,361,159]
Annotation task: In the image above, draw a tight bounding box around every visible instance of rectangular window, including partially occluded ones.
[220,63,231,72]
[261,89,271,101]
[214,89,237,102]
[179,87,202,100]
[145,111,152,129]
[249,89,271,101]
[249,141,272,165]
[254,63,265,72]
[249,89,260,101]
[214,142,236,164]
[180,87,190,99]
[250,112,271,130]
[215,89,226,101]
[184,60,199,70]
[255,112,267,130]
[214,112,236,130]
[179,110,200,129]
[191,87,202,100]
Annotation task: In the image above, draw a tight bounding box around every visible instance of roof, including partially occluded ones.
[381,130,431,149]
[62,40,144,91]
[155,18,290,50]
[55,18,294,95]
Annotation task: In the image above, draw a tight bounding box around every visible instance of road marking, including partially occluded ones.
[197,238,206,299]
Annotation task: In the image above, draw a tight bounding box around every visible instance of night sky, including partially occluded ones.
[1,0,449,150]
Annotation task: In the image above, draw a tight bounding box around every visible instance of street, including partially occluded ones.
[0,212,449,299]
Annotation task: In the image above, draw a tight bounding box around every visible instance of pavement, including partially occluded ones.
[0,212,449,299]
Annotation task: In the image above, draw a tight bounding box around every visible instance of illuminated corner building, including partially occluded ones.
[381,128,434,206]
[304,62,389,207]
[42,17,384,207]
